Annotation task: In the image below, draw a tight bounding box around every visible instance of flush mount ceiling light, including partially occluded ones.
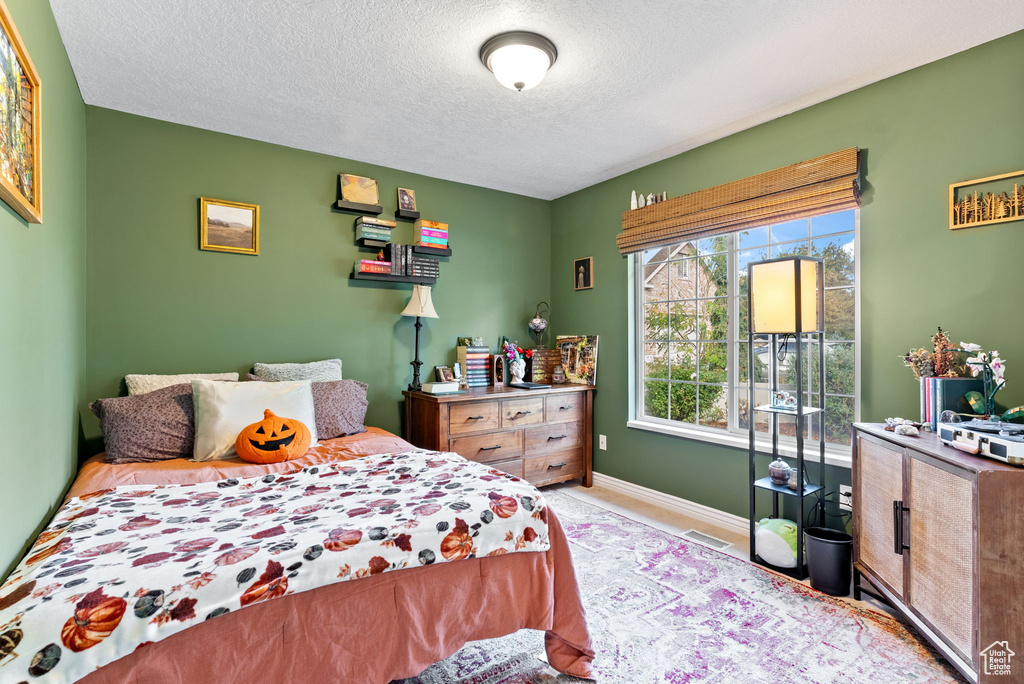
[479,31,557,92]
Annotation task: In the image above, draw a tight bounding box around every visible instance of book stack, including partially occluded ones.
[458,345,491,388]
[923,376,984,430]
[414,219,449,249]
[356,216,397,244]
[410,255,439,279]
[381,244,440,279]
[356,259,390,274]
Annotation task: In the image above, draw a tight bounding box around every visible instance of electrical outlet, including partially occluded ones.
[839,484,853,512]
[599,434,607,450]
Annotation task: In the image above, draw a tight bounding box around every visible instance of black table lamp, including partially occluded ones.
[401,284,438,391]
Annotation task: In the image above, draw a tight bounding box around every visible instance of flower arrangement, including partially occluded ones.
[901,327,969,379]
[503,341,532,384]
[961,342,1006,417]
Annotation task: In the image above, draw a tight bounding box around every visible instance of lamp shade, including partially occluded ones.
[401,285,438,318]
[480,32,557,92]
[748,256,823,334]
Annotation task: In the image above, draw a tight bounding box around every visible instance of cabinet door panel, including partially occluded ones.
[854,434,905,600]
[909,456,975,662]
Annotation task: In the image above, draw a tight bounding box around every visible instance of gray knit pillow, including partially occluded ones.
[89,383,194,463]
[251,358,342,382]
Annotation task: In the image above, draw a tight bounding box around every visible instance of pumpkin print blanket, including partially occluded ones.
[0,451,549,683]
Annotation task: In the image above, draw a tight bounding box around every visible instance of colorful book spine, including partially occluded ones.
[414,219,448,230]
[419,229,447,239]
[417,235,448,246]
[356,216,398,228]
[358,226,391,236]
[357,261,391,274]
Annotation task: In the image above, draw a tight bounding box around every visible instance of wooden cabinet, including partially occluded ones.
[403,385,595,487]
[853,424,1024,683]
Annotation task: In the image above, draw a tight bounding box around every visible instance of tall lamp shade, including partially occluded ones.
[401,285,438,319]
[748,256,823,334]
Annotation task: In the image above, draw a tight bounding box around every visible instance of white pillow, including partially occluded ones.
[191,379,319,462]
[126,372,239,395]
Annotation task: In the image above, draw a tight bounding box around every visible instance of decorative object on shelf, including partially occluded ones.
[456,336,473,346]
[960,342,1007,418]
[434,365,455,383]
[492,354,505,386]
[949,169,1024,230]
[637,193,646,208]
[0,1,41,223]
[787,468,799,491]
[479,31,557,92]
[747,255,825,580]
[768,458,791,486]
[473,336,484,347]
[754,519,799,569]
[646,193,655,206]
[503,341,531,385]
[457,343,490,388]
[573,257,593,291]
[884,417,922,437]
[630,191,637,210]
[199,198,259,256]
[555,335,598,385]
[396,187,419,220]
[528,301,549,347]
[551,364,566,384]
[528,348,561,384]
[400,285,438,391]
[336,173,383,214]
[901,327,969,380]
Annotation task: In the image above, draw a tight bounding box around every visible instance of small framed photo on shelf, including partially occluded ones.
[199,198,259,256]
[492,355,505,386]
[456,336,473,347]
[434,365,455,382]
[574,257,593,291]
[339,173,380,206]
[398,188,417,212]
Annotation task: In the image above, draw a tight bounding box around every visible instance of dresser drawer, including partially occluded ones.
[487,458,524,479]
[524,422,582,455]
[449,401,500,434]
[501,397,544,428]
[544,394,583,424]
[449,430,523,464]
[524,448,585,486]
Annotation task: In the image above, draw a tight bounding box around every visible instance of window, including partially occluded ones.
[635,209,857,450]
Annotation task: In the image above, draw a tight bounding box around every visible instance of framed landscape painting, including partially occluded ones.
[199,198,259,255]
[0,0,41,223]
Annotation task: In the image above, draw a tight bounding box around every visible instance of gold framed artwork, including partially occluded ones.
[573,257,593,291]
[339,173,380,206]
[398,187,417,212]
[0,0,41,223]
[199,198,259,255]
[949,170,1024,230]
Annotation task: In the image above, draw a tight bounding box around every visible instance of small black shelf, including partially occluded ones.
[334,200,384,215]
[395,208,420,221]
[350,271,436,285]
[752,476,823,498]
[413,245,452,257]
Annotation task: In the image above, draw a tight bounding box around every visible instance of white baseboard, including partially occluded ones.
[590,472,749,538]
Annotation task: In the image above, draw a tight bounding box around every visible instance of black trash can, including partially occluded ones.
[804,527,853,596]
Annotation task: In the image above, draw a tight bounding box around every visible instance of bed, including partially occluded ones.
[0,429,594,683]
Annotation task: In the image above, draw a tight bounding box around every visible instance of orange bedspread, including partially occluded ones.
[66,428,594,683]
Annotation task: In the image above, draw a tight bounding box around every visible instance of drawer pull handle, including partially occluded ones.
[479,445,502,451]
[514,410,532,417]
[467,416,484,420]
[548,462,567,469]
[558,405,573,410]
[548,435,567,441]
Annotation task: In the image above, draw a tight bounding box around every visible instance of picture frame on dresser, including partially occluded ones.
[403,385,596,488]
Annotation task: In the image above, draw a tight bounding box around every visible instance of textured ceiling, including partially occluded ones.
[51,0,1024,199]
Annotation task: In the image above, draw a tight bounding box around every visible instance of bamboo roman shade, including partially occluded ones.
[616,147,860,255]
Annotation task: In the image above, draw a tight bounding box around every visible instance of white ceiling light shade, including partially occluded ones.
[480,31,557,92]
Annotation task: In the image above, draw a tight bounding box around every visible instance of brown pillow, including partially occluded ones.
[246,376,368,439]
[89,383,195,464]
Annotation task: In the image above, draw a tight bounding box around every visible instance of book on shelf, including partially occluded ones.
[421,381,460,394]
[417,235,448,246]
[418,228,448,239]
[414,219,448,230]
[355,216,397,228]
[357,228,391,240]
[356,261,391,274]
[927,376,984,430]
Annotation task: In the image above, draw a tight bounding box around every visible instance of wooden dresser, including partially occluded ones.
[852,423,1024,683]
[403,385,595,488]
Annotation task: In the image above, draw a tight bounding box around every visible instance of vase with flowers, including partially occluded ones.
[961,342,1007,418]
[503,341,533,385]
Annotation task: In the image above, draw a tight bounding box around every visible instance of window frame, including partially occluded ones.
[627,211,861,468]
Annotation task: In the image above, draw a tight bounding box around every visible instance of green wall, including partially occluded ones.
[550,31,1024,521]
[1,0,87,575]
[84,107,551,443]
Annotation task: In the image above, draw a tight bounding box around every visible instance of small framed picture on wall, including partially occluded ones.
[199,198,259,255]
[573,257,593,291]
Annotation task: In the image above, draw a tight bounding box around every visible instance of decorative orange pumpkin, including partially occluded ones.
[61,588,127,652]
[235,409,311,464]
[440,518,474,561]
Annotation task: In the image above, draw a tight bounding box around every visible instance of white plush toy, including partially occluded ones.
[755,518,799,568]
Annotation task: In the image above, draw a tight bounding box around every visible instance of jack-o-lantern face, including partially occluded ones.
[235,410,311,464]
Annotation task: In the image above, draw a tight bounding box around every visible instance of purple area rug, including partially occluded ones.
[398,489,962,683]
